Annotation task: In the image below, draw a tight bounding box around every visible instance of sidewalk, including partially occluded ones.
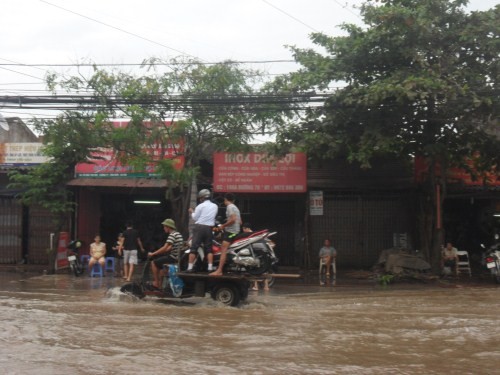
[0,262,497,289]
[0,263,48,274]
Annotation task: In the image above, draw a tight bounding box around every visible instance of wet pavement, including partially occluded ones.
[0,267,499,374]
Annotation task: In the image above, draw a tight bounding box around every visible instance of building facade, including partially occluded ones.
[0,117,59,264]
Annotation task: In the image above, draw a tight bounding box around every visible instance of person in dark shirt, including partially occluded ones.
[122,221,145,281]
[147,219,184,289]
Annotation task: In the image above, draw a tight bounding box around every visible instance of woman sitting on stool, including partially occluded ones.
[88,234,106,272]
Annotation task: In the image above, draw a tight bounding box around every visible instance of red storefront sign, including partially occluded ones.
[415,156,499,186]
[75,121,184,177]
[213,152,307,193]
[56,232,69,269]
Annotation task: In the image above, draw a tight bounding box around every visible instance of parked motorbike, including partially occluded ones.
[259,232,279,286]
[67,239,84,276]
[186,229,278,275]
[484,234,500,284]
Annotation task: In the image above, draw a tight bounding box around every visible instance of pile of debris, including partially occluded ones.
[369,247,440,283]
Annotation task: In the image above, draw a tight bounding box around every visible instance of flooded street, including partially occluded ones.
[0,272,499,374]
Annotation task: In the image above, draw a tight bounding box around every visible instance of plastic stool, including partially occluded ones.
[90,263,103,277]
[80,254,90,266]
[105,257,115,272]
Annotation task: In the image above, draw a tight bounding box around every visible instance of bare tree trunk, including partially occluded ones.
[168,185,192,238]
[303,194,311,270]
[418,159,445,274]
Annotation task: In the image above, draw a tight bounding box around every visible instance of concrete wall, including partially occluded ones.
[0,117,39,143]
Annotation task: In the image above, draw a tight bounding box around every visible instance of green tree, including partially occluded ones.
[272,0,499,270]
[8,112,109,272]
[40,58,270,235]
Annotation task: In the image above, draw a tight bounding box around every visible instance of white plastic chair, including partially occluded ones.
[319,257,336,278]
[456,250,472,277]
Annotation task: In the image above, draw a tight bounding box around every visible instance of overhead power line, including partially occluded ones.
[0,57,48,72]
[262,0,319,32]
[0,66,45,81]
[39,0,198,59]
[0,92,324,117]
[0,92,324,106]
[0,59,296,67]
[0,83,47,86]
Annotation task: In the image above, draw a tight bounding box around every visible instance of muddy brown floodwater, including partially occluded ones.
[0,272,499,375]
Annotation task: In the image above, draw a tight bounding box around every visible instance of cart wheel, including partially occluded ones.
[211,283,240,306]
[120,282,145,299]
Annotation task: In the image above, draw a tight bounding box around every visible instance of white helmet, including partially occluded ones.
[198,189,211,199]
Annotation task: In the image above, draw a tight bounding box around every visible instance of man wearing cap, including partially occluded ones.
[186,189,218,272]
[147,219,184,289]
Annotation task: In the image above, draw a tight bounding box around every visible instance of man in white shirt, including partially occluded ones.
[186,189,218,272]
[441,242,459,276]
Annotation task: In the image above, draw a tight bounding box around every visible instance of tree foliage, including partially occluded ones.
[28,58,270,235]
[8,112,107,218]
[8,112,107,272]
[273,0,499,268]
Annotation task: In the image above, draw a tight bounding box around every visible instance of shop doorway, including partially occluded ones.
[237,196,303,267]
[443,197,500,263]
[99,193,170,257]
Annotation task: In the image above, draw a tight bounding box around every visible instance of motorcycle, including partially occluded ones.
[255,232,279,286]
[484,235,500,284]
[67,239,84,276]
[185,228,278,276]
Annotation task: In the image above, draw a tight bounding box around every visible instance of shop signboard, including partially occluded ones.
[213,152,307,193]
[415,155,499,186]
[75,121,184,178]
[309,190,324,215]
[0,143,48,166]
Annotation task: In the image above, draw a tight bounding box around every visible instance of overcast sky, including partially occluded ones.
[0,0,497,122]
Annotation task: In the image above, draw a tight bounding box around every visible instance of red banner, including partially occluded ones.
[213,152,307,193]
[75,121,184,177]
[415,156,499,186]
[56,232,69,269]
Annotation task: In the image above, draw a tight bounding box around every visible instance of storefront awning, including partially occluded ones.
[67,178,167,188]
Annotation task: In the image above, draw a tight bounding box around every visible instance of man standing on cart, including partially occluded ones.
[186,189,219,272]
[210,193,241,276]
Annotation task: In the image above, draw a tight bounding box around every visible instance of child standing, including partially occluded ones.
[112,233,124,277]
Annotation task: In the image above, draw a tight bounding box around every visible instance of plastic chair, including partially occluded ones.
[319,258,337,275]
[456,250,472,277]
[319,258,337,285]
[105,257,115,272]
[80,254,90,266]
[90,263,103,277]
